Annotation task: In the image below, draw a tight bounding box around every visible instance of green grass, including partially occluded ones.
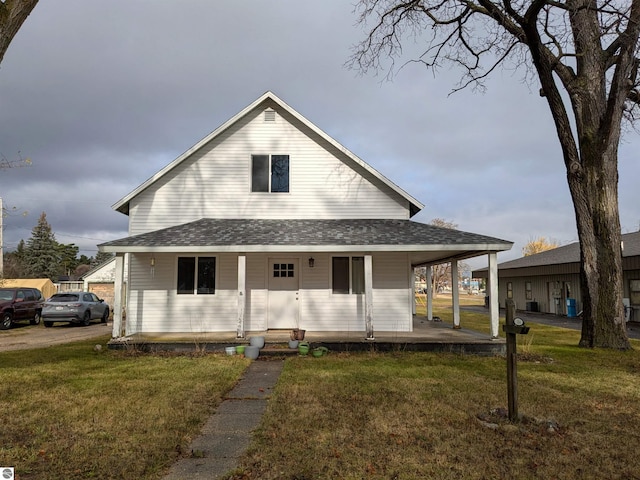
[0,337,249,479]
[224,298,640,480]
[3,299,640,480]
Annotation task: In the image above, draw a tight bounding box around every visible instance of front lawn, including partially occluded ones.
[0,338,249,479]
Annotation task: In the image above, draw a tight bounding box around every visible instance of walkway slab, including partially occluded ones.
[162,359,284,480]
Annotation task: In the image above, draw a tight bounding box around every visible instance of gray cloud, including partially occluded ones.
[1,0,638,263]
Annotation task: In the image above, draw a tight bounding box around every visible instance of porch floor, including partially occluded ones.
[108,316,505,356]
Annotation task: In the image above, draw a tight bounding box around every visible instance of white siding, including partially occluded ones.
[128,109,408,235]
[126,251,413,334]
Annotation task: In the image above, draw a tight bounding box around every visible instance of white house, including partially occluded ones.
[99,92,512,340]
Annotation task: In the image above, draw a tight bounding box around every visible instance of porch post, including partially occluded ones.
[112,253,125,338]
[365,254,374,340]
[237,255,246,338]
[451,260,461,329]
[411,268,416,315]
[426,266,433,321]
[488,251,499,338]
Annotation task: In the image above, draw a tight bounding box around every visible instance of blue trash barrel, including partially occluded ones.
[566,298,576,317]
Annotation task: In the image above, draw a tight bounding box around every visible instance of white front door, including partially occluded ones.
[268,258,299,329]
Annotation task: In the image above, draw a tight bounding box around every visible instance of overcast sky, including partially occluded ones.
[1,1,638,270]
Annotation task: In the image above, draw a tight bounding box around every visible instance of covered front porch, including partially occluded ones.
[107,313,506,355]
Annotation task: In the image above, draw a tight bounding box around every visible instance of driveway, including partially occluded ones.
[0,321,112,352]
[462,305,640,340]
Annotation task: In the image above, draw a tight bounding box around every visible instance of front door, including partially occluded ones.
[268,258,299,329]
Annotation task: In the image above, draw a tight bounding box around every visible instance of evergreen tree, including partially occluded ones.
[24,212,60,280]
[92,251,114,266]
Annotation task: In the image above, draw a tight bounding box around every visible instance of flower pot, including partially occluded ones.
[244,346,260,360]
[250,336,265,348]
[291,328,306,341]
[225,346,236,356]
[235,345,245,355]
[288,340,299,349]
[298,341,310,356]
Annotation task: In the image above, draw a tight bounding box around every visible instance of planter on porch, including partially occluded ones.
[291,328,306,341]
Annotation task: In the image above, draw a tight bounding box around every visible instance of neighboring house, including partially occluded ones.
[99,91,512,339]
[0,278,57,299]
[81,258,128,315]
[473,231,640,321]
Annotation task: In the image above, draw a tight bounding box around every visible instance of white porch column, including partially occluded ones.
[236,255,246,338]
[451,260,461,328]
[365,254,374,340]
[426,266,433,321]
[111,253,125,338]
[488,251,500,338]
[411,268,416,315]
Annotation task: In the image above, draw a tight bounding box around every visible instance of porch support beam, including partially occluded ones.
[365,254,374,340]
[452,260,461,328]
[236,255,246,338]
[426,266,433,321]
[112,253,125,338]
[488,251,500,338]
[411,268,416,315]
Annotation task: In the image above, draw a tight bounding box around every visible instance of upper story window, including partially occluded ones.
[251,154,289,193]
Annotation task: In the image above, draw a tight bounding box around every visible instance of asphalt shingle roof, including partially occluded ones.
[485,230,640,270]
[99,219,512,250]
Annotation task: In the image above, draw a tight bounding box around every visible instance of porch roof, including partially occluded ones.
[99,219,512,265]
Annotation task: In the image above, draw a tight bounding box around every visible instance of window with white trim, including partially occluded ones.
[332,256,365,294]
[251,154,289,192]
[177,257,216,294]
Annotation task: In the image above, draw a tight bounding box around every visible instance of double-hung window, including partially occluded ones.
[251,154,289,192]
[332,256,365,294]
[177,257,216,294]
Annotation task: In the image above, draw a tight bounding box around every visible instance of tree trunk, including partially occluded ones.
[568,144,630,349]
[0,0,39,65]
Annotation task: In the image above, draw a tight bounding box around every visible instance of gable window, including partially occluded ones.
[332,256,365,294]
[177,257,216,294]
[251,154,289,192]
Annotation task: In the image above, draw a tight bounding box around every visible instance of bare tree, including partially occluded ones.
[350,0,639,349]
[429,219,469,295]
[0,0,39,65]
[522,236,560,256]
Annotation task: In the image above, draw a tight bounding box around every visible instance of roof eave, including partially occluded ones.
[100,243,512,254]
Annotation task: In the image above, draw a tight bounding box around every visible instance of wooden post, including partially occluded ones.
[112,254,125,338]
[505,298,518,421]
[426,266,433,321]
[236,255,246,338]
[364,254,374,340]
[451,261,460,328]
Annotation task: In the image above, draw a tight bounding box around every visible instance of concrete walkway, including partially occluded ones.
[162,359,284,480]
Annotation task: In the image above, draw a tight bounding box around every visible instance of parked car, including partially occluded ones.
[0,287,44,330]
[42,291,109,327]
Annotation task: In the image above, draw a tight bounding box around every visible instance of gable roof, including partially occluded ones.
[99,218,512,265]
[474,231,640,273]
[112,91,424,217]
